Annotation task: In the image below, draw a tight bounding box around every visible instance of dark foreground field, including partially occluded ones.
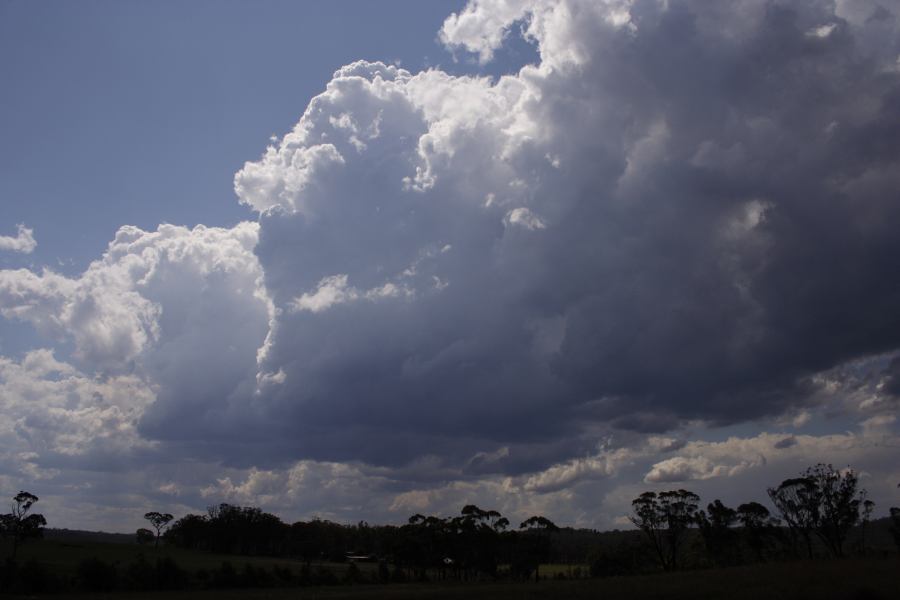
[57,558,898,600]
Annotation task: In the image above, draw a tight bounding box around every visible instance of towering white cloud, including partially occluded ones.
[0,222,267,373]
[228,0,900,471]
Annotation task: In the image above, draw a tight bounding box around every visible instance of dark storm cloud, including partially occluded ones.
[3,1,898,481]
[774,436,798,450]
[884,356,900,397]
[200,0,900,471]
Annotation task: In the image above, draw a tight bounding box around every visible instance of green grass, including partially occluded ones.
[4,538,898,599]
[2,538,373,579]
[533,562,588,577]
[28,557,900,600]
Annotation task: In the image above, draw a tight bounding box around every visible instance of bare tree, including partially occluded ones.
[144,511,174,547]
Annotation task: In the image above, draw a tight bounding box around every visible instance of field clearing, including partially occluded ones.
[2,538,374,578]
[50,557,899,600]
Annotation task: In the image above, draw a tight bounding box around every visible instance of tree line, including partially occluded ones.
[161,502,560,582]
[156,463,900,578]
[630,464,893,572]
[1,463,899,593]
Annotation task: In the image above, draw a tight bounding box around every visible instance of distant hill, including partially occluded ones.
[43,528,135,545]
[37,515,896,554]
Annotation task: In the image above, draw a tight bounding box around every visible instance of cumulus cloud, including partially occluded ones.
[0,349,155,475]
[523,448,634,492]
[0,224,37,254]
[645,455,761,483]
[641,428,900,488]
[0,222,272,459]
[226,0,900,475]
[0,223,266,373]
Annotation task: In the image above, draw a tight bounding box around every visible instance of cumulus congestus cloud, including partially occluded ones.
[1,0,900,528]
[231,0,900,466]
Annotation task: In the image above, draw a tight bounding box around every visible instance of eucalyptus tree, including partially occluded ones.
[518,515,559,583]
[805,464,866,558]
[768,464,867,558]
[1,491,47,561]
[696,499,739,565]
[767,476,818,558]
[144,511,174,547]
[630,489,700,570]
[736,501,781,562]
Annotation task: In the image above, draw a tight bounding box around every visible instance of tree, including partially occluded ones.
[518,516,558,583]
[736,501,780,562]
[456,505,508,578]
[630,492,666,569]
[767,476,818,558]
[136,528,155,545]
[630,490,699,570]
[857,498,875,555]
[768,464,867,558]
[889,483,900,554]
[805,464,866,558]
[165,514,209,550]
[890,507,900,553]
[0,491,47,561]
[696,499,739,566]
[144,511,174,547]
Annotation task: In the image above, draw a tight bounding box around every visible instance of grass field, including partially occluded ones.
[47,557,897,600]
[3,537,898,599]
[6,538,357,576]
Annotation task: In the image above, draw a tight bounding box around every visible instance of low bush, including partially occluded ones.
[77,556,118,592]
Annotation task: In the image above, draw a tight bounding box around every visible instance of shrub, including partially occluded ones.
[77,557,118,592]
[156,556,188,590]
[391,565,407,583]
[344,561,364,584]
[136,528,155,545]
[16,559,59,594]
[298,563,312,585]
[313,565,339,585]
[240,563,272,587]
[213,561,239,588]
[378,560,391,583]
[272,564,294,584]
[123,554,155,590]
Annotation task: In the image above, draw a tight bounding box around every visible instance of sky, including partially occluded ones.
[1,0,899,533]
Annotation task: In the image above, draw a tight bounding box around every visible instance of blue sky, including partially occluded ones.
[0,0,483,356]
[1,0,479,274]
[0,0,898,532]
